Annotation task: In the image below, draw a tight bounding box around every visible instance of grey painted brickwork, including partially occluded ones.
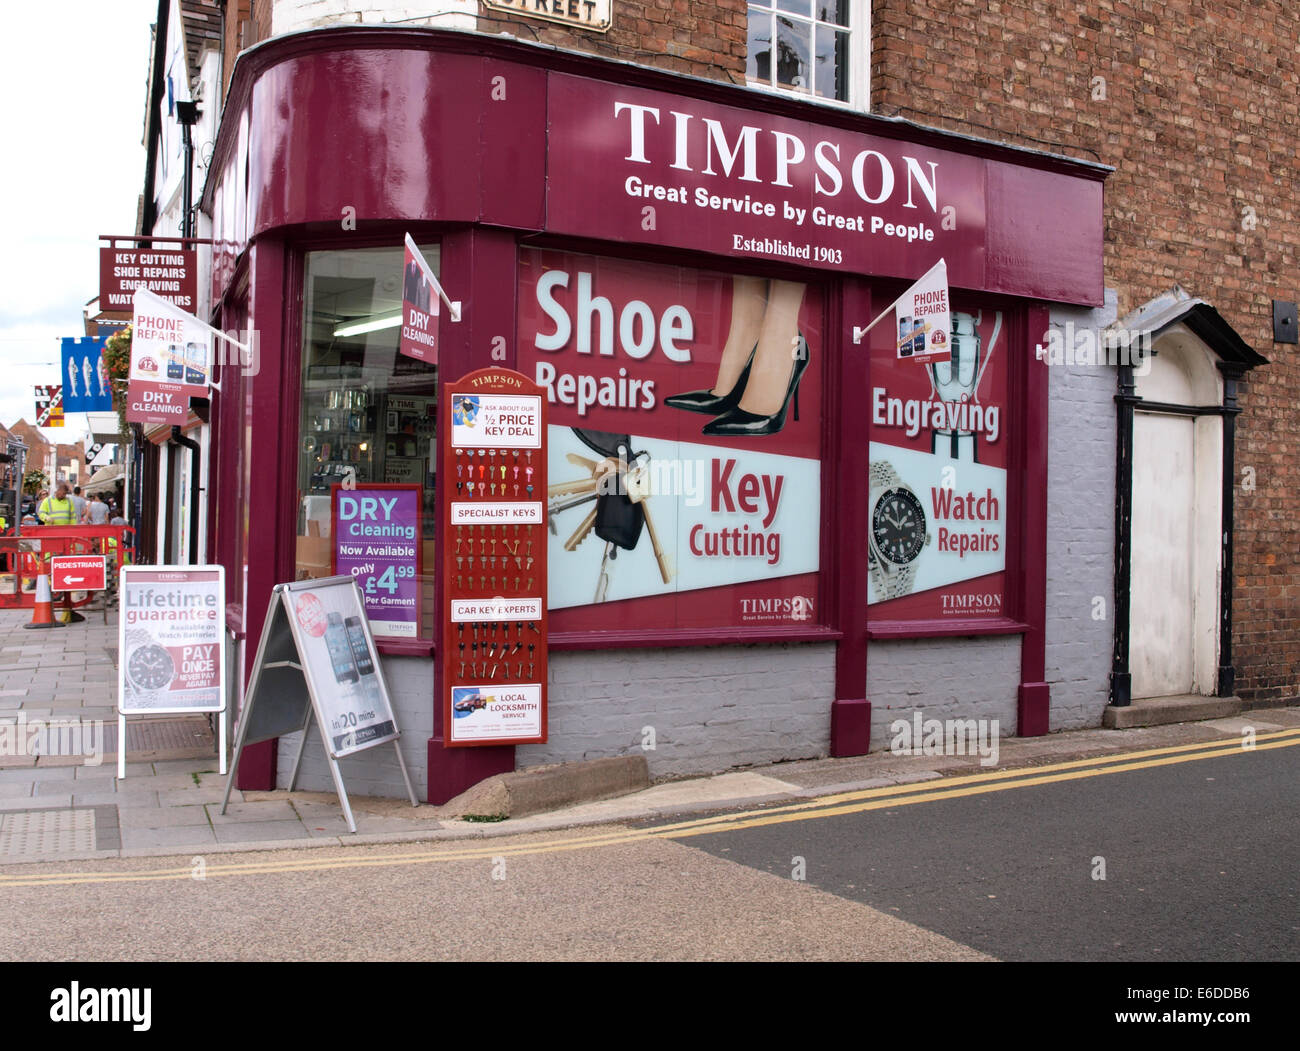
[1044,294,1119,731]
[517,643,835,777]
[276,655,432,799]
[279,643,835,794]
[866,635,1023,748]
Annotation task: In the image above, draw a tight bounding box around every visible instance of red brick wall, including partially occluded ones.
[476,0,748,82]
[222,0,251,97]
[873,0,1299,703]
[252,0,273,42]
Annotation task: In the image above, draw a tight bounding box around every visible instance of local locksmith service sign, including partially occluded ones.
[119,566,225,714]
[331,484,422,639]
[866,306,1009,621]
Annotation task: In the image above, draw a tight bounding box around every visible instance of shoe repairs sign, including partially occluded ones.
[517,247,822,634]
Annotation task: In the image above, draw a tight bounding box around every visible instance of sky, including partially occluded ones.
[0,1,159,446]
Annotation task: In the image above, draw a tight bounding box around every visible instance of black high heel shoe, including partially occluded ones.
[663,346,756,416]
[702,336,808,437]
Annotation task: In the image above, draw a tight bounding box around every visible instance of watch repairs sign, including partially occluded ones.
[331,483,423,639]
[118,566,225,714]
[482,0,611,33]
[866,305,1008,620]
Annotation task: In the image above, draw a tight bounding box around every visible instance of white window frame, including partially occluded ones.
[744,0,871,111]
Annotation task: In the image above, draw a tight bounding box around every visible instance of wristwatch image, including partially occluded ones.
[868,460,931,601]
[123,629,176,706]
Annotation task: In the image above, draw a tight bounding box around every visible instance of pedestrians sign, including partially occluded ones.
[220,576,418,832]
[51,555,107,592]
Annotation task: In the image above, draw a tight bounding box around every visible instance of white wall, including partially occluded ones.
[1043,295,1119,730]
[272,0,475,33]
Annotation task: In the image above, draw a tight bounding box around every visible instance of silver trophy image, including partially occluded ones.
[928,310,1000,462]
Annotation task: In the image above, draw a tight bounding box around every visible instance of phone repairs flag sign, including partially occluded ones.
[127,287,212,424]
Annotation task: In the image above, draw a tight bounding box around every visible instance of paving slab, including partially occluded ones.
[0,766,77,783]
[211,821,308,843]
[117,805,213,830]
[157,787,236,807]
[207,801,299,825]
[0,794,72,810]
[120,825,218,850]
[74,790,160,807]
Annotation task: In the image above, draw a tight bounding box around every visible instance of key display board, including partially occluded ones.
[440,369,548,745]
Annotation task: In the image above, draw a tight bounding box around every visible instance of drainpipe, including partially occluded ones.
[175,100,198,239]
[170,101,201,563]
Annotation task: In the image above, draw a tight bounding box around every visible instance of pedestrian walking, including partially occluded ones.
[84,493,109,525]
[70,486,87,523]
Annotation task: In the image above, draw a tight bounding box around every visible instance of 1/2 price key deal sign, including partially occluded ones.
[332,484,423,639]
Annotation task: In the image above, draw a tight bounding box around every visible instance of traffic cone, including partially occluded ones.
[25,570,65,630]
[57,590,86,624]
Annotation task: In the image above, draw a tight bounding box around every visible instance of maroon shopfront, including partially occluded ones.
[202,27,1106,801]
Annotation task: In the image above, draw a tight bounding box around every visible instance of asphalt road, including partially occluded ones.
[0,735,1294,963]
[686,742,1300,961]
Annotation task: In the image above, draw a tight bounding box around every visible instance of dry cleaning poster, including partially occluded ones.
[866,306,1008,619]
[517,248,822,632]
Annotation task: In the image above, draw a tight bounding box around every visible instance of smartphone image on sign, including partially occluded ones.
[166,344,184,380]
[344,615,376,677]
[324,612,358,684]
[184,341,205,386]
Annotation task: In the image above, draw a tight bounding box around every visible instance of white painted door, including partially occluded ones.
[1130,411,1195,697]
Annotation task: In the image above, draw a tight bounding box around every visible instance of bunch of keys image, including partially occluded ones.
[547,428,673,603]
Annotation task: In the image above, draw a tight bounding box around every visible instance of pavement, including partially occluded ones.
[2,604,1298,867]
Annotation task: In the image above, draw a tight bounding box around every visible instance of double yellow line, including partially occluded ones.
[2,727,1295,888]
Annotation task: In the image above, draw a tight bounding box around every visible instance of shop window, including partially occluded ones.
[296,244,439,646]
[518,248,826,638]
[865,300,1018,628]
[746,1,867,108]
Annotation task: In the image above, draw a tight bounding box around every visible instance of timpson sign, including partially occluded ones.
[482,0,611,32]
[542,75,1105,303]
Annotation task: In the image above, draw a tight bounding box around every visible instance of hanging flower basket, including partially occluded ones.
[103,325,133,445]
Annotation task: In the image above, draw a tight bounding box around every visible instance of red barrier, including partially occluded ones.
[0,525,136,609]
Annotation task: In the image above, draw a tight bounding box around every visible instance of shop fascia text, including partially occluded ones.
[532,267,692,416]
[613,102,942,222]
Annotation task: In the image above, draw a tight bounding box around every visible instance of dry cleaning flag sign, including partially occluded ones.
[400,234,439,364]
[127,286,212,425]
[894,258,951,364]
